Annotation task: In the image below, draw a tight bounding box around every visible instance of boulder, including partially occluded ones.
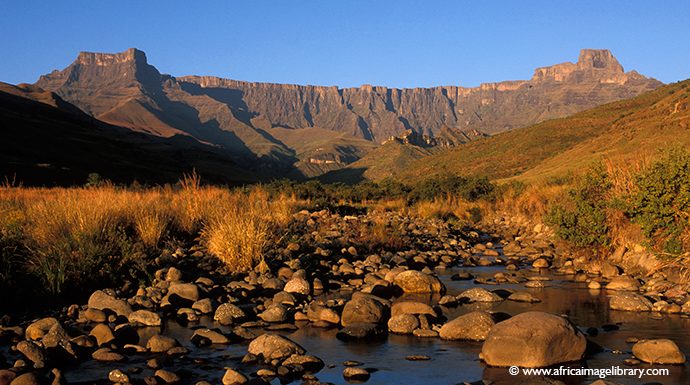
[214,303,246,325]
[458,287,502,303]
[632,339,686,364]
[146,335,179,353]
[16,341,47,369]
[222,368,248,385]
[605,276,641,291]
[343,367,370,381]
[481,311,586,367]
[25,317,58,340]
[128,310,162,327]
[247,334,305,361]
[393,270,445,294]
[387,314,419,334]
[258,304,289,323]
[306,303,340,325]
[439,311,495,341]
[341,293,389,327]
[609,293,652,311]
[507,291,541,303]
[88,290,132,317]
[390,301,436,317]
[284,277,310,295]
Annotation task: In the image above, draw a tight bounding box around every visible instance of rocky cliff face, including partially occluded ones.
[34,48,662,176]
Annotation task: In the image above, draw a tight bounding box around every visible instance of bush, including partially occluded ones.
[546,163,612,248]
[626,147,690,255]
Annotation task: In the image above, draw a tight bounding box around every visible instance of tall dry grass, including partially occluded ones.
[0,178,297,294]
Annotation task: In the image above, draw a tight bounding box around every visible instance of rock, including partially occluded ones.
[438,295,458,307]
[284,278,310,295]
[609,293,652,312]
[341,294,389,327]
[247,334,305,361]
[92,347,125,362]
[390,301,435,317]
[532,258,549,268]
[632,339,686,364]
[393,270,445,294]
[214,303,246,325]
[146,335,179,353]
[166,283,200,304]
[481,311,586,367]
[458,287,502,302]
[343,367,370,382]
[413,329,438,338]
[306,303,340,325]
[89,323,116,346]
[588,281,602,289]
[108,369,130,383]
[128,310,162,327]
[25,317,58,340]
[16,341,47,369]
[84,308,107,322]
[88,290,133,317]
[9,373,40,385]
[507,291,541,303]
[191,329,230,345]
[165,267,183,282]
[282,354,325,372]
[258,304,288,323]
[0,370,16,385]
[222,368,248,385]
[406,355,431,361]
[155,369,181,383]
[439,311,495,341]
[605,276,641,291]
[192,298,214,314]
[387,314,419,334]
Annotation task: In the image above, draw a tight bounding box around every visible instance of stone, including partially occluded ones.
[508,291,541,303]
[155,369,181,383]
[390,301,436,317]
[439,311,495,341]
[191,329,230,344]
[387,314,419,334]
[221,368,248,385]
[605,276,641,291]
[609,293,652,312]
[128,310,162,327]
[146,335,179,353]
[192,298,214,314]
[166,283,200,304]
[165,267,183,282]
[458,287,502,303]
[481,311,586,367]
[258,304,288,323]
[108,369,130,383]
[343,367,370,382]
[282,354,325,372]
[25,317,58,340]
[88,290,132,317]
[247,334,305,361]
[341,294,388,327]
[532,258,549,268]
[214,303,246,325]
[336,323,386,341]
[306,303,340,325]
[90,323,116,346]
[8,373,40,385]
[0,370,16,385]
[16,341,47,369]
[393,270,445,294]
[284,277,310,295]
[92,347,125,362]
[632,339,686,364]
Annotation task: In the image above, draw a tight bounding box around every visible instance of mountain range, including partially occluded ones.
[1,48,666,184]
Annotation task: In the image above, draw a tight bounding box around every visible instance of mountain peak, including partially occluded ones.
[77,48,147,66]
[577,49,623,72]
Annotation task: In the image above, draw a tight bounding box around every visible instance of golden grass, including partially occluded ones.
[0,178,298,293]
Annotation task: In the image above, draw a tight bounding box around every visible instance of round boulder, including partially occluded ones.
[247,333,305,361]
[439,311,495,341]
[481,311,586,367]
[393,270,445,294]
[632,339,686,364]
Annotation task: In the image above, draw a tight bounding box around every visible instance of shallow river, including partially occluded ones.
[64,266,689,385]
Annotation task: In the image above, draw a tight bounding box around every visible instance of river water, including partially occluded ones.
[63,266,689,385]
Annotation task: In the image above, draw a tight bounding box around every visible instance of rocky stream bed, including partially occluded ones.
[0,210,688,385]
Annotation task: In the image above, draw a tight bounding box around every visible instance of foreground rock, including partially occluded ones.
[481,312,586,367]
[632,339,686,364]
[439,311,495,341]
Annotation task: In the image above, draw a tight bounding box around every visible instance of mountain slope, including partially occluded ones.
[391,79,690,182]
[0,82,257,185]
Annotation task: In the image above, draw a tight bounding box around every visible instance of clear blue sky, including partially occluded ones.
[2,1,689,88]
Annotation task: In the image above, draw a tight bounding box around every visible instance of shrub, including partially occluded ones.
[546,163,612,248]
[626,147,690,256]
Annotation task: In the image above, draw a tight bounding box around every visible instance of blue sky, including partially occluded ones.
[2,1,689,88]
